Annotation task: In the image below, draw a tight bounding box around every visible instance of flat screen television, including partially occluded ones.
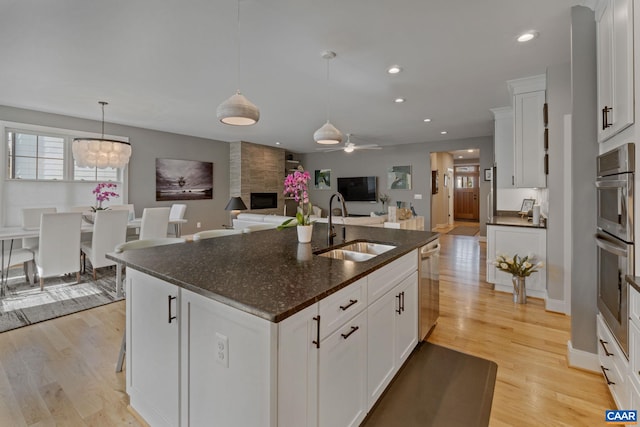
[337,176,377,202]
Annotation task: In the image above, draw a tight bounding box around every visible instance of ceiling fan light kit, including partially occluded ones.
[72,101,131,169]
[314,50,343,145]
[217,0,260,126]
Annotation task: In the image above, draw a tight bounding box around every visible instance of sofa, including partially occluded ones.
[233,212,387,229]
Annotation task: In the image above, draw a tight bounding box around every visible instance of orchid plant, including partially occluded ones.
[278,167,313,229]
[92,182,119,211]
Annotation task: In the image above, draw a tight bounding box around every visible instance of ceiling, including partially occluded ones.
[0,0,580,154]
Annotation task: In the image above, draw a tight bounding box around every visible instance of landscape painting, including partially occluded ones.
[156,158,213,201]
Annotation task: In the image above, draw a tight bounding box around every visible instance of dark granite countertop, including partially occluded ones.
[107,224,438,323]
[626,275,640,294]
[486,212,547,229]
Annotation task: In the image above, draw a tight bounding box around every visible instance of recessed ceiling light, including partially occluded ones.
[517,31,538,42]
[440,131,447,135]
[387,65,402,74]
[275,141,281,145]
[394,98,405,103]
[423,118,432,123]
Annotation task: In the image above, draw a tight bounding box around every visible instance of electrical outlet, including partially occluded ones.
[215,332,229,368]
[414,194,423,200]
[196,222,201,228]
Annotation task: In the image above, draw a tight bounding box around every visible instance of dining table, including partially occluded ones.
[0,217,188,297]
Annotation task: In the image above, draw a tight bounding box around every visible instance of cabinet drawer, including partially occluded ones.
[368,251,418,304]
[319,278,367,340]
[598,314,630,409]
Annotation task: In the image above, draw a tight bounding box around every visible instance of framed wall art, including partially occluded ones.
[314,169,331,189]
[156,158,213,201]
[388,165,412,190]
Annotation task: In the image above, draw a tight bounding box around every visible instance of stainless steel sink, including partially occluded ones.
[315,241,396,262]
[316,249,376,262]
[338,242,396,255]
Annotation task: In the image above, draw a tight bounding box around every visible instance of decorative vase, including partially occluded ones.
[297,224,313,243]
[297,242,312,261]
[512,276,527,304]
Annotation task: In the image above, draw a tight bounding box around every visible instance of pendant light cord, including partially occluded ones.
[325,57,330,122]
[236,0,241,92]
[99,101,108,138]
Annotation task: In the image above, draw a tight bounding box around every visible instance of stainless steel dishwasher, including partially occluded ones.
[419,238,440,340]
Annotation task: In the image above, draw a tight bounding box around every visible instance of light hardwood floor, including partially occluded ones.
[0,232,614,426]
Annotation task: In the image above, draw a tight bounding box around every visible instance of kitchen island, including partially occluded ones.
[109,224,438,427]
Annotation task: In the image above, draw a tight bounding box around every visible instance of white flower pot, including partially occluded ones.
[297,224,313,243]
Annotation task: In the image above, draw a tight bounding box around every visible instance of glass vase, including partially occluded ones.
[512,276,527,304]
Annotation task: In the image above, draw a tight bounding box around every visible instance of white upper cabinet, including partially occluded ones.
[596,0,634,142]
[491,107,515,188]
[507,74,547,188]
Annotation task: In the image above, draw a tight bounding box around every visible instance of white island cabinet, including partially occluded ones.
[126,249,420,427]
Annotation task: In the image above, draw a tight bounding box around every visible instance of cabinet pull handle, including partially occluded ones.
[339,299,358,311]
[312,315,321,349]
[396,294,402,314]
[601,366,615,385]
[341,325,359,340]
[401,291,405,313]
[511,176,514,186]
[599,339,614,357]
[168,295,177,323]
[603,106,612,129]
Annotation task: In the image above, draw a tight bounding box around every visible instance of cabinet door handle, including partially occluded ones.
[603,106,612,129]
[601,366,615,385]
[341,325,359,340]
[599,339,614,357]
[396,294,402,314]
[168,295,177,323]
[312,315,321,349]
[511,176,514,186]
[339,299,358,311]
[401,291,405,313]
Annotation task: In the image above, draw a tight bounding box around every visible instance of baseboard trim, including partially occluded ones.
[546,297,570,315]
[567,340,600,373]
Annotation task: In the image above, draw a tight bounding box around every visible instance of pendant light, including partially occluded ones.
[72,101,131,169]
[314,50,343,145]
[216,0,260,126]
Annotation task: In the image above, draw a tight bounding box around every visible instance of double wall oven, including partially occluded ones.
[596,142,634,357]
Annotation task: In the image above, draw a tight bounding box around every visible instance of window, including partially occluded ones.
[8,131,64,180]
[6,127,120,182]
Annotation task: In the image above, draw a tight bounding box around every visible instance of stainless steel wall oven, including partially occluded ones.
[596,142,634,357]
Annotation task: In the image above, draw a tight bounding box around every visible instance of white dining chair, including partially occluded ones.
[139,207,171,240]
[1,247,34,287]
[67,205,93,213]
[168,204,187,237]
[109,204,136,221]
[21,207,57,251]
[81,210,129,280]
[113,237,187,373]
[193,229,243,241]
[32,212,82,290]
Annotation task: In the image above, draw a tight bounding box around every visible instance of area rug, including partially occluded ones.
[0,263,122,333]
[362,342,497,427]
[448,226,480,236]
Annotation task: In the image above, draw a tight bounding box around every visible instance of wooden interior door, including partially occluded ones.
[454,166,479,220]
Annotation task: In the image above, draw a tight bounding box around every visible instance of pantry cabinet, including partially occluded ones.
[490,107,515,188]
[595,0,634,143]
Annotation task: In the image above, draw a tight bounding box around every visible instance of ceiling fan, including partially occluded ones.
[316,134,382,153]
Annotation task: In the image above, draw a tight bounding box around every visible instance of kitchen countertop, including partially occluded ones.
[487,213,547,229]
[626,275,640,294]
[107,224,438,323]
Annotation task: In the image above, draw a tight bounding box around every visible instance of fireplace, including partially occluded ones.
[250,192,278,210]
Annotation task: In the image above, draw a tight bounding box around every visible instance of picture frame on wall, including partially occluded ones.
[388,165,412,190]
[484,168,492,181]
[156,158,213,201]
[314,169,331,189]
